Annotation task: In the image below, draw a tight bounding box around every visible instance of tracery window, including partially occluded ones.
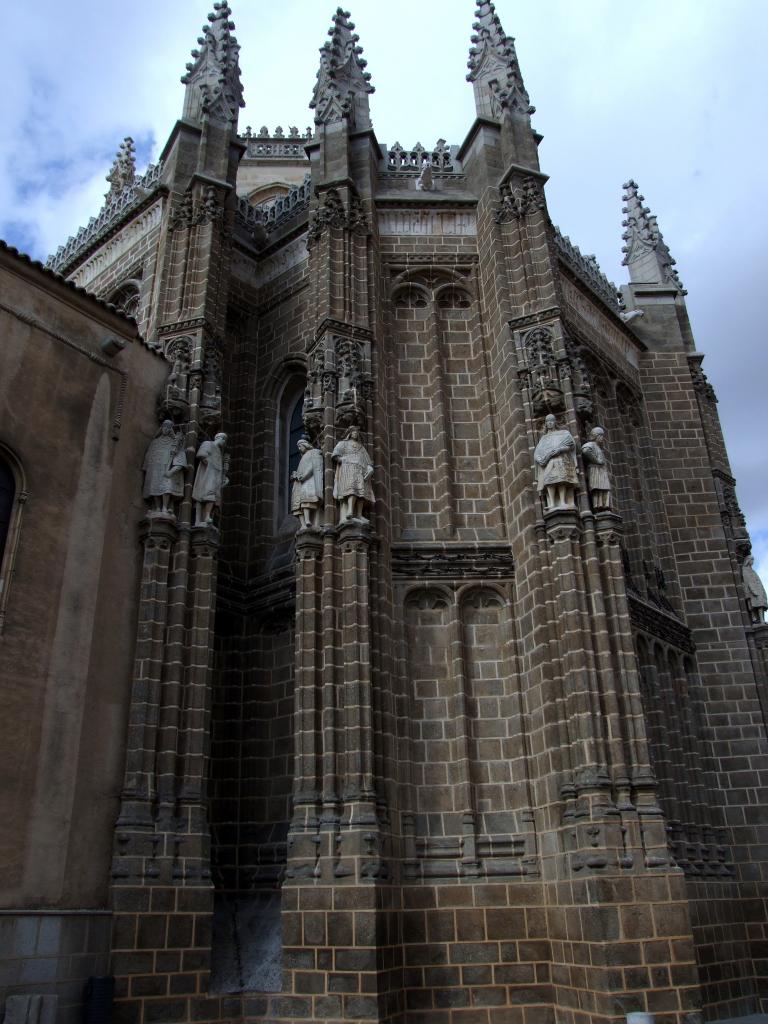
[436,287,472,310]
[109,280,141,319]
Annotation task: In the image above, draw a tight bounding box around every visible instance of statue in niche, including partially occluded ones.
[534,414,579,511]
[332,427,374,524]
[291,438,324,529]
[742,555,768,623]
[192,432,229,526]
[142,420,187,515]
[581,426,612,511]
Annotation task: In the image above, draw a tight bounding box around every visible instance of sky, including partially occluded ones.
[1,0,767,581]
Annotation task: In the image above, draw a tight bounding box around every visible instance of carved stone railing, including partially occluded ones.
[553,226,620,312]
[386,140,455,172]
[239,125,313,159]
[235,194,265,234]
[235,174,312,243]
[46,162,164,274]
[262,174,312,231]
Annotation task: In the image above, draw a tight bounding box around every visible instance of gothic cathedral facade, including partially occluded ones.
[1,4,768,1024]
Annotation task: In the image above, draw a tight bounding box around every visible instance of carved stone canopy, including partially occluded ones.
[310,8,374,130]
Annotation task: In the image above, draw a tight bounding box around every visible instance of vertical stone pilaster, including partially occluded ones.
[286,529,324,881]
[117,516,178,834]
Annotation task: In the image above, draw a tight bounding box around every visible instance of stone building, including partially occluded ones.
[1,3,768,1023]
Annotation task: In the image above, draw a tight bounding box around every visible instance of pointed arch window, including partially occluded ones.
[287,394,305,489]
[0,459,14,560]
[275,375,307,528]
[0,446,26,634]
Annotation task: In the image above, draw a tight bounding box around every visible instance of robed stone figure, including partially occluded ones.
[332,427,374,524]
[291,439,323,529]
[193,432,228,526]
[534,414,578,511]
[742,555,768,624]
[581,426,611,511]
[142,419,187,515]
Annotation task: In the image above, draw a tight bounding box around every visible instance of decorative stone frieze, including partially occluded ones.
[392,545,515,579]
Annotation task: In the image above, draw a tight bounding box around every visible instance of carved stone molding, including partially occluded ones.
[157,317,206,337]
[508,307,560,331]
[392,545,515,580]
[382,253,479,266]
[544,507,581,542]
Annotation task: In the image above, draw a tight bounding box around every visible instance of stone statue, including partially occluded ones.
[332,427,374,524]
[291,439,324,529]
[534,414,578,511]
[581,426,611,511]
[416,163,434,191]
[192,432,229,526]
[142,420,187,515]
[742,555,768,624]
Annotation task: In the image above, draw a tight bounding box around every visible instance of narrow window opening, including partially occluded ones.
[0,458,14,566]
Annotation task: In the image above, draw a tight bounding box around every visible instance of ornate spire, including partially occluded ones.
[310,8,374,130]
[467,1,534,121]
[181,2,244,127]
[621,180,686,293]
[105,137,136,198]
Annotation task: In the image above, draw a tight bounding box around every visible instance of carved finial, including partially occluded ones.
[621,179,686,293]
[181,2,244,127]
[310,7,375,130]
[467,1,534,121]
[105,137,136,198]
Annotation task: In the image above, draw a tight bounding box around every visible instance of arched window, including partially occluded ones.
[275,377,307,530]
[0,446,26,634]
[0,458,14,562]
[436,286,472,310]
[287,394,305,490]
[109,280,141,319]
